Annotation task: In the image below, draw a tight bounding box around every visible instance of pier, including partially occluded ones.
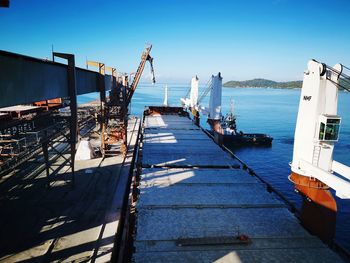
[0,45,155,262]
[131,106,343,262]
[0,118,140,262]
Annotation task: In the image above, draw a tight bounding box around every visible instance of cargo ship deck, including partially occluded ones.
[132,106,343,262]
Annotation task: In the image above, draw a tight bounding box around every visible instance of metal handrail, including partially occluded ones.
[325,64,350,92]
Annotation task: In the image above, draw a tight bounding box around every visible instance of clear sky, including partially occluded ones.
[1,0,350,83]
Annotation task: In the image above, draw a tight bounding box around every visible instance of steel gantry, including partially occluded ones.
[87,45,155,156]
[0,50,113,184]
[0,45,155,183]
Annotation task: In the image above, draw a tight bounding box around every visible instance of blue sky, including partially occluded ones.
[1,0,350,83]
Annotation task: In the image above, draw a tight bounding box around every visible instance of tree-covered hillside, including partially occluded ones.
[223,78,302,89]
[223,77,350,91]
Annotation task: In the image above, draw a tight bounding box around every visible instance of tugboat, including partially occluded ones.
[219,106,273,146]
[181,73,273,147]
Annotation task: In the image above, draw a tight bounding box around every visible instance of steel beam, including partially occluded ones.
[0,50,112,108]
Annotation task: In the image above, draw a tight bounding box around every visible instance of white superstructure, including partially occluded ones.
[291,60,350,198]
[180,76,198,108]
[208,73,222,120]
[190,76,199,109]
[163,85,168,106]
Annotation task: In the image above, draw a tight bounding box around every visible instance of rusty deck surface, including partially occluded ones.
[0,105,41,113]
[0,118,140,263]
[133,110,343,263]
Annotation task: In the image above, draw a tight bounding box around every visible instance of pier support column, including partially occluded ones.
[53,52,78,186]
[86,61,106,157]
[98,64,106,157]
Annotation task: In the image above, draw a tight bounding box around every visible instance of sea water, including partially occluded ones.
[78,83,350,251]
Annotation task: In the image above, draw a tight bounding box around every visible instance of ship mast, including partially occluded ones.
[163,85,168,106]
[230,98,234,115]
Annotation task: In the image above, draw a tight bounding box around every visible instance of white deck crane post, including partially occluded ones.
[190,75,199,110]
[180,76,198,109]
[163,85,169,106]
[180,76,200,125]
[290,59,350,243]
[190,76,200,125]
[207,72,223,135]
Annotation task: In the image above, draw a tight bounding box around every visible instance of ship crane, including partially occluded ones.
[87,45,155,156]
[181,75,199,111]
[181,75,217,115]
[290,59,350,242]
[197,73,223,134]
[181,73,223,132]
[107,44,155,155]
[125,45,155,107]
[163,85,169,106]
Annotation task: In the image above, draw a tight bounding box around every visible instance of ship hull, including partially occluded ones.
[208,130,273,146]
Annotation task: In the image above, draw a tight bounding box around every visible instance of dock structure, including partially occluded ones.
[0,48,157,263]
[0,118,140,262]
[132,106,343,262]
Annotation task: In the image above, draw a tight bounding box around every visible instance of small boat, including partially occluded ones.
[215,110,273,146]
[208,99,273,147]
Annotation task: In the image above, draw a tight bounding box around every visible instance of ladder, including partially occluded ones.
[312,145,321,166]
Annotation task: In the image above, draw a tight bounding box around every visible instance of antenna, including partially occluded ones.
[230,98,234,115]
[163,85,169,106]
[51,44,54,62]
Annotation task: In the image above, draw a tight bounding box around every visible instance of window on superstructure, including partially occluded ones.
[319,119,340,141]
[319,122,325,140]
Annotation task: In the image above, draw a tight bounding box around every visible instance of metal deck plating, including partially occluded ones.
[132,107,343,263]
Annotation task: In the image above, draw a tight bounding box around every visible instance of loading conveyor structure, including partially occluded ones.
[131,106,343,263]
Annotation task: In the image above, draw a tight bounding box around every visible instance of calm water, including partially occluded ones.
[78,83,350,251]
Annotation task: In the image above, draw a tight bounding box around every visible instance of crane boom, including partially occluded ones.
[101,45,155,156]
[126,45,155,106]
[84,46,155,156]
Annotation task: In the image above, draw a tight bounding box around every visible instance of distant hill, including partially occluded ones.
[223,78,302,89]
[223,78,350,91]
